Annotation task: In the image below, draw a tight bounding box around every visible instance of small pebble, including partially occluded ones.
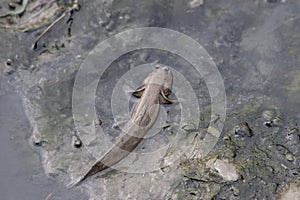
[189,0,204,8]
[285,153,294,161]
[8,2,17,10]
[71,131,82,148]
[72,135,82,148]
[206,158,239,181]
[32,134,45,146]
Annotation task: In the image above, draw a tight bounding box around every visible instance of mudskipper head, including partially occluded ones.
[133,64,174,103]
[143,64,173,95]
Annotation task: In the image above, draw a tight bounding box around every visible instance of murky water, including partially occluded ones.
[0,0,299,199]
[0,92,87,200]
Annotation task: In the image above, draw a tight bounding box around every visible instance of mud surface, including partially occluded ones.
[0,0,299,199]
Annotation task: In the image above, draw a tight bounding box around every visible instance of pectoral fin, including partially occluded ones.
[160,90,175,104]
[133,86,145,98]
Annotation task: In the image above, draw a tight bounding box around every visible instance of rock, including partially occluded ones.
[189,0,204,9]
[71,131,82,148]
[280,182,300,200]
[72,135,82,148]
[285,153,294,162]
[206,158,239,182]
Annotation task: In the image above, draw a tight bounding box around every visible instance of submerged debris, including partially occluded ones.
[0,0,60,31]
[32,0,80,49]
[0,0,80,49]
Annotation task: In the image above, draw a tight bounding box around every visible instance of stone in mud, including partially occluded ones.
[280,181,300,200]
[206,158,239,182]
[285,153,294,162]
[71,135,82,148]
[189,0,204,8]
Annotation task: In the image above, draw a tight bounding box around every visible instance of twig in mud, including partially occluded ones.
[45,192,53,200]
[32,2,79,50]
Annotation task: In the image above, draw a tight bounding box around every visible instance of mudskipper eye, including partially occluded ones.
[155,64,160,69]
[163,66,169,71]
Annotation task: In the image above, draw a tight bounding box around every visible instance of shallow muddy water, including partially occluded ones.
[0,92,87,200]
